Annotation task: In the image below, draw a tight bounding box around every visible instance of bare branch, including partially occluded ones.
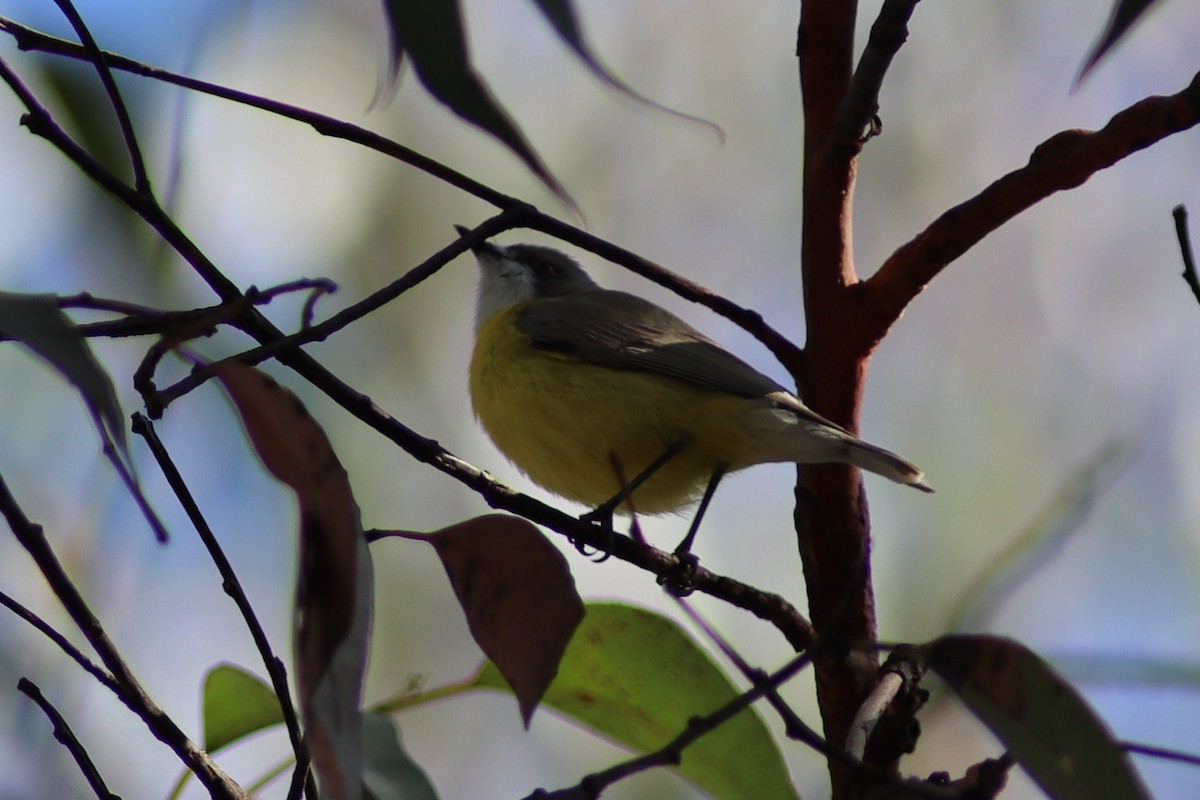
[673,595,814,742]
[0,51,245,306]
[526,652,815,800]
[18,678,119,800]
[0,473,248,799]
[0,591,116,692]
[48,0,148,191]
[833,0,921,160]
[1124,740,1200,768]
[131,414,310,781]
[1172,205,1200,307]
[847,672,904,760]
[863,70,1200,337]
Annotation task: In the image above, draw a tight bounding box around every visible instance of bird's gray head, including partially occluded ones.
[461,232,598,329]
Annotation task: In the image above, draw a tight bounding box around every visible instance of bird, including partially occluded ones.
[461,228,932,529]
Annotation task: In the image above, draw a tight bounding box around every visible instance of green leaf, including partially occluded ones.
[203,663,285,752]
[380,0,572,208]
[1076,0,1163,87]
[928,635,1151,800]
[362,713,439,800]
[474,602,798,800]
[948,442,1127,632]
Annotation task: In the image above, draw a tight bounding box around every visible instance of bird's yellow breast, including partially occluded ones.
[469,304,754,514]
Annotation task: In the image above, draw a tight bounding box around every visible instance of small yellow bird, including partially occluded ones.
[463,230,932,520]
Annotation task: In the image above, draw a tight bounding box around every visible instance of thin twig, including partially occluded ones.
[130,415,310,778]
[0,591,117,692]
[48,0,148,192]
[1172,205,1200,307]
[846,672,904,760]
[1124,740,1200,768]
[672,596,812,740]
[90,406,169,543]
[832,0,921,159]
[525,651,815,800]
[18,678,119,800]
[671,599,950,799]
[0,472,248,799]
[43,281,336,342]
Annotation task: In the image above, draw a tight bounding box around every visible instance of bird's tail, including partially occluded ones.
[741,397,934,492]
[839,436,934,493]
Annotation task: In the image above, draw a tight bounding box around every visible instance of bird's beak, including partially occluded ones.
[454,224,506,259]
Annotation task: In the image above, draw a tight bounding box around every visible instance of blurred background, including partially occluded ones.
[2,0,1200,797]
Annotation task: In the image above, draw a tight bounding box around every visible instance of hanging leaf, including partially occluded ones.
[0,291,167,541]
[380,0,572,207]
[530,0,722,139]
[928,635,1150,800]
[374,515,583,726]
[472,602,798,800]
[215,362,373,800]
[1076,0,1164,88]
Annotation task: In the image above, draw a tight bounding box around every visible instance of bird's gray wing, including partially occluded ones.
[516,289,787,399]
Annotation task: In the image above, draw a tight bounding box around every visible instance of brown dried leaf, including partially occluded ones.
[214,362,373,800]
[429,515,583,726]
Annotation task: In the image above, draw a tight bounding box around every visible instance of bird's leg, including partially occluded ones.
[675,463,727,556]
[581,438,687,527]
[571,452,638,562]
[606,453,648,546]
[664,464,728,596]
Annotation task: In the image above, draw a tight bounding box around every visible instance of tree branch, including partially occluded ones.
[48,0,149,192]
[0,473,248,799]
[797,5,889,798]
[526,652,816,800]
[832,0,921,161]
[1124,740,1200,768]
[131,415,310,782]
[1172,205,1200,307]
[862,70,1200,337]
[18,678,119,800]
[0,591,116,692]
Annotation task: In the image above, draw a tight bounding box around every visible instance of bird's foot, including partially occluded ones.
[661,550,700,597]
